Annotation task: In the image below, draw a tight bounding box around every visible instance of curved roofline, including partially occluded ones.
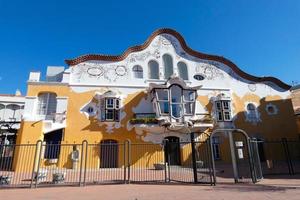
[65,28,291,90]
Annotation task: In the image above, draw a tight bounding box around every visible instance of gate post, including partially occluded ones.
[190,132,198,183]
[252,138,263,181]
[206,138,215,186]
[126,139,131,184]
[162,139,168,183]
[35,140,43,188]
[247,138,256,183]
[228,131,239,183]
[79,140,87,186]
[30,140,42,188]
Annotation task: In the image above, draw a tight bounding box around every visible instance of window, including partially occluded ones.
[101,98,120,121]
[266,104,277,115]
[44,129,62,159]
[215,100,231,121]
[177,62,188,80]
[212,136,221,160]
[132,65,143,79]
[148,60,159,79]
[154,85,196,119]
[87,106,94,114]
[37,93,57,119]
[193,74,205,81]
[163,54,173,79]
[156,89,169,115]
[247,103,257,120]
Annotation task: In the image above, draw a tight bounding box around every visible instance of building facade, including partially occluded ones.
[0,91,25,145]
[14,29,298,171]
[291,85,300,135]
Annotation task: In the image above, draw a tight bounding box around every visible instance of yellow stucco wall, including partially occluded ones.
[13,84,299,171]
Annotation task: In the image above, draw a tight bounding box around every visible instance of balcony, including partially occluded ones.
[130,112,213,134]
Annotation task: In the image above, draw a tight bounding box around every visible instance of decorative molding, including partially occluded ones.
[65,28,291,90]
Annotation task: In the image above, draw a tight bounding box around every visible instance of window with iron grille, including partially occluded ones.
[215,100,231,121]
[101,98,120,122]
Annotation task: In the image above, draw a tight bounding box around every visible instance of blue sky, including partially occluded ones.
[0,0,299,94]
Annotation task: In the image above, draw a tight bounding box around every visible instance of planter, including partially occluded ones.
[0,175,12,185]
[154,162,165,170]
[196,160,204,168]
[52,172,66,184]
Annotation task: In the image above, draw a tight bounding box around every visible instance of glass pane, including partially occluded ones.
[222,101,230,110]
[163,54,173,79]
[133,65,143,79]
[177,62,188,80]
[148,60,159,79]
[170,85,182,103]
[183,90,195,102]
[171,103,182,118]
[159,102,169,114]
[106,98,114,108]
[105,109,114,120]
[156,89,168,101]
[47,93,57,115]
[184,102,194,115]
[224,111,231,120]
[216,101,221,111]
[217,111,223,121]
[115,99,120,109]
[115,110,120,121]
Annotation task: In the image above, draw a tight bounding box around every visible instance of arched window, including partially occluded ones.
[247,103,257,120]
[37,93,57,118]
[177,62,188,80]
[163,54,173,79]
[132,65,143,79]
[148,60,159,79]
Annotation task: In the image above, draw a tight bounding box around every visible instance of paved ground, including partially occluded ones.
[0,176,299,200]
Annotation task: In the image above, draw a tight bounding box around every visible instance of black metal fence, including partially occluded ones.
[252,139,300,176]
[0,139,214,189]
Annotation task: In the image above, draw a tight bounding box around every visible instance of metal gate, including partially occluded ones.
[210,129,262,184]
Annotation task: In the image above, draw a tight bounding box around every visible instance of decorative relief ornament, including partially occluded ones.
[248,83,257,92]
[115,65,127,76]
[87,66,104,77]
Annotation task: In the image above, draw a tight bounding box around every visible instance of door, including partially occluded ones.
[165,136,181,165]
[100,140,118,168]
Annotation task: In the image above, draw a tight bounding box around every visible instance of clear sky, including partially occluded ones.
[0,0,299,95]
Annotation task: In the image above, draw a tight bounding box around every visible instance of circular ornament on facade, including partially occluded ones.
[193,74,205,81]
[115,66,127,76]
[87,67,104,77]
[248,83,257,92]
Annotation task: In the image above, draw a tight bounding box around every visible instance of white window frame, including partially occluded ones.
[215,100,232,122]
[102,98,120,122]
[154,86,196,119]
[37,93,57,119]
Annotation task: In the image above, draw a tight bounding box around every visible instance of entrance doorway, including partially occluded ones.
[164,136,181,165]
[100,139,118,168]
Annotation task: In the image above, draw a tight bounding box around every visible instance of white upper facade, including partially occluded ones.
[24,29,291,134]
